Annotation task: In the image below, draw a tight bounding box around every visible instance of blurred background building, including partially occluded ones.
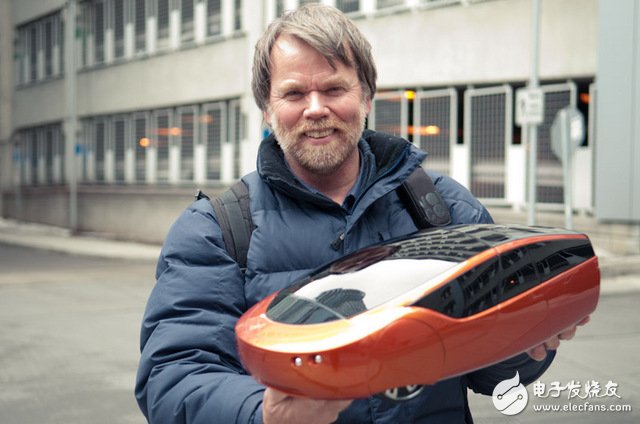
[0,0,638,252]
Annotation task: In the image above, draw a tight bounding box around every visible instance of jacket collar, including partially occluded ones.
[256,130,426,208]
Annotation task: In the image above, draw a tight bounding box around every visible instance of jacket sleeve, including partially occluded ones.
[135,199,264,424]
[428,171,494,226]
[430,171,556,393]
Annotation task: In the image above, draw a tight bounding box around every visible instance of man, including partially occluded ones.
[136,5,586,423]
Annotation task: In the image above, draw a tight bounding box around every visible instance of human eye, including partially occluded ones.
[283,90,304,100]
[326,86,346,96]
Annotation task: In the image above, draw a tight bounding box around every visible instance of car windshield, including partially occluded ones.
[266,258,458,325]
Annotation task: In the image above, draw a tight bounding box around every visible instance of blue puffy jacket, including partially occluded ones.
[136,131,554,424]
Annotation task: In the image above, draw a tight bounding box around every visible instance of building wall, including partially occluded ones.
[0,0,14,217]
[5,0,638,251]
[361,0,597,89]
[595,0,640,222]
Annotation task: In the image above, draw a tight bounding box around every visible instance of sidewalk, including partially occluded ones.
[0,217,638,293]
[0,218,160,261]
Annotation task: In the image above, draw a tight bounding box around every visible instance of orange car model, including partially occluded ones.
[236,224,600,400]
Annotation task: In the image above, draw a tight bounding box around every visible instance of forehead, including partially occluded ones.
[269,34,358,87]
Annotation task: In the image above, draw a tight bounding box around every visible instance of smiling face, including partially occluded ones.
[264,34,371,176]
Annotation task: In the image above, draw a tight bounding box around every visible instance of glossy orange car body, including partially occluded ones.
[235,225,600,399]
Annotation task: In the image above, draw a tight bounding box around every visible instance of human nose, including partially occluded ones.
[303,91,329,120]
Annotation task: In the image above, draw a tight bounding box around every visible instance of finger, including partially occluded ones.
[544,336,560,351]
[577,315,591,326]
[527,344,548,361]
[264,387,290,405]
[558,326,577,340]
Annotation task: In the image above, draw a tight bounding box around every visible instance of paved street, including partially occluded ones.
[0,242,638,424]
[469,274,640,423]
[0,243,155,424]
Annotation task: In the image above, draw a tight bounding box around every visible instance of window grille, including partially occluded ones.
[55,126,65,184]
[233,0,242,31]
[206,0,222,36]
[203,103,225,181]
[206,0,222,35]
[157,0,170,50]
[94,0,106,64]
[114,0,126,58]
[181,0,195,43]
[55,13,63,75]
[56,16,65,75]
[29,26,37,82]
[535,82,576,205]
[133,113,150,182]
[113,116,128,182]
[14,12,64,83]
[15,138,27,186]
[414,89,456,176]
[45,127,54,184]
[77,1,92,68]
[229,100,242,179]
[465,85,512,202]
[178,106,197,182]
[154,109,172,183]
[30,132,39,184]
[34,129,44,185]
[336,0,360,13]
[377,0,404,9]
[421,0,460,7]
[15,28,27,85]
[78,119,92,181]
[44,18,54,77]
[95,119,107,182]
[134,0,147,53]
[369,91,408,140]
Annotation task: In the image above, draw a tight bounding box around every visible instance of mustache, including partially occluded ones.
[298,119,345,133]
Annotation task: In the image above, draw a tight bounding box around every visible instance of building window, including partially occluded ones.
[157,0,170,50]
[233,0,242,31]
[113,116,128,182]
[178,106,196,182]
[14,11,65,85]
[114,0,126,59]
[336,0,360,13]
[94,119,107,182]
[134,0,147,54]
[94,0,106,64]
[133,113,150,182]
[29,132,39,185]
[206,0,222,36]
[15,28,27,85]
[78,1,92,68]
[230,99,242,179]
[29,25,38,82]
[44,18,54,77]
[181,0,195,43]
[203,102,225,181]
[377,0,404,9]
[153,109,172,183]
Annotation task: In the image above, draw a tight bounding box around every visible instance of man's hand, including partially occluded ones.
[526,315,591,361]
[263,387,352,424]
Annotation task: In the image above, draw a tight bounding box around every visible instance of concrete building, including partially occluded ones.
[0,0,638,252]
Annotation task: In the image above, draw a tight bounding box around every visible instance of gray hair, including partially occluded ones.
[251,4,377,112]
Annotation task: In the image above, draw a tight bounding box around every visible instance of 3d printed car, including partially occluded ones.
[235,224,600,400]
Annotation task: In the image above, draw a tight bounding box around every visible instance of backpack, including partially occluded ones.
[195,167,451,271]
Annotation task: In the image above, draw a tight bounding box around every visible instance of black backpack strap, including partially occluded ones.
[397,167,451,229]
[202,181,254,271]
